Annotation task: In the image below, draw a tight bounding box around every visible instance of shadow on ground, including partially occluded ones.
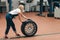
[0,32,60,40]
[10,32,60,39]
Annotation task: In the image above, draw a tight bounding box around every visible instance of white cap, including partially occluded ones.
[20,1,24,3]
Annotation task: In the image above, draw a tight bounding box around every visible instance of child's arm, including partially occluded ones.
[18,13,22,22]
[20,12,28,19]
[18,12,28,22]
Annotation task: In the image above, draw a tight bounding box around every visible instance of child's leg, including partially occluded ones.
[5,24,10,35]
[10,21,20,36]
[5,14,11,38]
[10,21,16,33]
[5,14,12,38]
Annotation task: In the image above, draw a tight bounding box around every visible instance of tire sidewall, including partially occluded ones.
[21,21,37,37]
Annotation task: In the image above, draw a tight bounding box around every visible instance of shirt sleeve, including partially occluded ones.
[17,9,21,13]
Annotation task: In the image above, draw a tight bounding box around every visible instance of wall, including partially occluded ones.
[1,0,5,1]
[25,0,40,11]
[1,0,49,12]
[1,0,40,12]
[12,0,19,9]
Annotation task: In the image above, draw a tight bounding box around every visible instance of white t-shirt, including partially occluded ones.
[9,8,21,15]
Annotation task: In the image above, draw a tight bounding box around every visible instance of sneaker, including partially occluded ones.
[5,36,8,39]
[16,34,20,37]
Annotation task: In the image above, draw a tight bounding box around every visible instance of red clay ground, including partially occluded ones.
[0,12,60,40]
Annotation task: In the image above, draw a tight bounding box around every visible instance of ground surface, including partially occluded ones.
[0,12,60,40]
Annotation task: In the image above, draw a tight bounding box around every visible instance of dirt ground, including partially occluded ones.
[0,12,60,40]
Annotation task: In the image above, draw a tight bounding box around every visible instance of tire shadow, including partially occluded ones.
[0,32,60,40]
[10,36,34,39]
[10,32,60,39]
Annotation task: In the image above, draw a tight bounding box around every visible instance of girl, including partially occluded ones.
[5,4,28,38]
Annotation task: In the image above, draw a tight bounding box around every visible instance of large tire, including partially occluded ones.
[21,19,37,37]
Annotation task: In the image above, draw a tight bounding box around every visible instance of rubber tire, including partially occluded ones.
[21,20,37,37]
